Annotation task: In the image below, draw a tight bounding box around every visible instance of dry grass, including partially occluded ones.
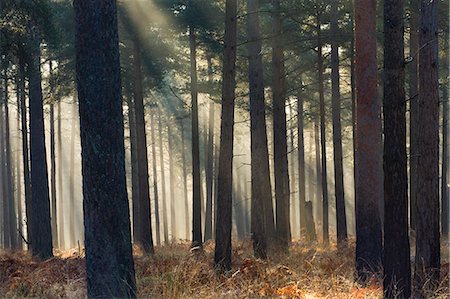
[0,239,448,298]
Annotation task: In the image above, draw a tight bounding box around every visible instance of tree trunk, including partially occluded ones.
[69,98,77,248]
[414,0,440,293]
[215,0,237,271]
[272,0,291,251]
[316,14,329,244]
[133,39,154,253]
[330,4,347,246]
[297,77,306,234]
[49,62,58,248]
[354,0,383,282]
[150,109,160,246]
[288,101,297,235]
[314,121,322,224]
[167,122,176,241]
[409,0,419,231]
[18,58,32,251]
[15,72,23,250]
[157,111,169,244]
[0,84,10,249]
[189,26,203,248]
[73,0,137,296]
[382,1,411,296]
[127,97,140,244]
[57,100,64,248]
[27,33,53,259]
[181,120,190,240]
[204,101,214,241]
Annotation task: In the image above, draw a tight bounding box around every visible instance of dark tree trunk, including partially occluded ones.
[414,0,440,293]
[330,4,347,246]
[150,109,160,246]
[297,78,306,234]
[350,14,357,208]
[314,121,322,224]
[74,0,137,296]
[157,111,169,244]
[133,39,154,253]
[383,0,411,297]
[167,122,176,241]
[316,14,329,244]
[28,34,53,259]
[247,0,273,259]
[127,97,140,244]
[0,83,10,249]
[409,0,419,231]
[15,72,23,250]
[57,101,64,248]
[18,58,32,251]
[214,0,237,271]
[288,101,297,234]
[354,0,383,282]
[181,120,190,240]
[204,101,214,241]
[189,26,202,249]
[272,0,291,251]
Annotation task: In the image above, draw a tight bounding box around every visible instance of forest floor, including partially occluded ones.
[0,238,448,298]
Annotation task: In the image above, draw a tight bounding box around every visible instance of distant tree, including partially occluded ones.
[215,0,237,271]
[354,0,383,282]
[158,111,169,244]
[73,0,136,296]
[382,0,411,297]
[414,0,440,294]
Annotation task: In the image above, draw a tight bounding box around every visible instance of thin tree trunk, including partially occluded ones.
[409,0,419,231]
[272,0,291,251]
[215,0,237,271]
[414,0,440,293]
[354,0,383,282]
[15,72,23,250]
[330,4,347,246]
[150,109,160,246]
[314,121,322,225]
[133,39,153,253]
[57,101,64,248]
[189,26,202,248]
[0,85,10,248]
[28,34,53,259]
[382,0,411,296]
[297,77,306,234]
[167,122,176,241]
[316,13,329,244]
[204,101,214,241]
[69,98,76,248]
[49,62,58,248]
[288,101,298,235]
[181,120,189,240]
[157,111,169,244]
[18,58,32,251]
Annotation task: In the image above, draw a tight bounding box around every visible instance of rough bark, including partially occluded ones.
[272,0,291,251]
[214,0,237,271]
[414,0,440,293]
[330,4,347,246]
[354,0,383,282]
[383,0,411,296]
[133,39,153,253]
[73,0,137,296]
[28,32,53,259]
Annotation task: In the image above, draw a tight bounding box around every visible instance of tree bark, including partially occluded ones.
[414,0,440,293]
[0,81,11,248]
[215,0,237,271]
[316,13,329,244]
[181,120,190,240]
[27,32,53,259]
[69,98,77,248]
[49,62,58,248]
[167,122,176,241]
[15,72,23,250]
[189,26,203,249]
[204,101,214,241]
[272,0,291,251]
[133,39,154,253]
[314,121,322,225]
[296,77,306,236]
[382,0,411,296]
[150,109,160,246]
[330,4,347,246]
[73,0,137,296]
[57,100,64,248]
[354,0,383,282]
